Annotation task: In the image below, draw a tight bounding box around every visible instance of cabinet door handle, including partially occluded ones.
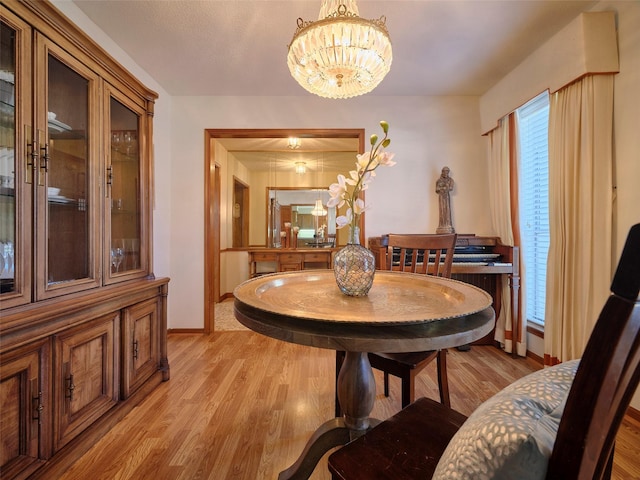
[133,340,139,360]
[106,165,113,187]
[38,129,49,187]
[66,373,75,401]
[40,142,49,173]
[32,391,44,425]
[25,125,37,184]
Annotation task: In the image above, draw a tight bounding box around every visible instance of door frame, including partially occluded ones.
[204,128,364,333]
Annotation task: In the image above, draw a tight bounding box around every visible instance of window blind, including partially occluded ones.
[517,92,550,326]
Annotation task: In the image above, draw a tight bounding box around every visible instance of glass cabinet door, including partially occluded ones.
[35,37,101,300]
[105,87,147,283]
[0,9,33,309]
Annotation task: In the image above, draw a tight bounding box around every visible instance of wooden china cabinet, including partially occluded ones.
[0,2,169,479]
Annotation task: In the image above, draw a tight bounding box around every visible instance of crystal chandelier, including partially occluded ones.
[288,137,302,149]
[311,199,328,216]
[295,161,307,174]
[287,0,392,99]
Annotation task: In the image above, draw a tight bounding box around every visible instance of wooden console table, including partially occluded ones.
[248,248,336,277]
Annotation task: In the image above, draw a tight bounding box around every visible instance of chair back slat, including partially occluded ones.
[385,234,456,278]
[547,223,640,480]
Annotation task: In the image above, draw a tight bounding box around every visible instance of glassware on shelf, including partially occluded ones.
[110,99,141,279]
[123,131,136,155]
[123,238,140,269]
[112,131,122,152]
[122,131,131,151]
[110,246,124,273]
[0,241,14,279]
[0,242,5,277]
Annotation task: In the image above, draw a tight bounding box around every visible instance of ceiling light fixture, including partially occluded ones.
[311,199,328,217]
[288,137,302,149]
[287,0,392,99]
[295,161,307,175]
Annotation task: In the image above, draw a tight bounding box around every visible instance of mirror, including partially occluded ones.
[267,187,335,248]
[212,130,364,249]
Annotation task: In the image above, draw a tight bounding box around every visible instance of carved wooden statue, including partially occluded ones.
[436,166,455,234]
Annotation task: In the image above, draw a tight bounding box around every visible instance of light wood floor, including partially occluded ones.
[60,331,640,480]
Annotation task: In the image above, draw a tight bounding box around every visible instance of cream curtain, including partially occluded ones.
[487,116,526,356]
[544,74,615,365]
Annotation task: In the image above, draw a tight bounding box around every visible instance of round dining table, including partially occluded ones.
[233,270,495,480]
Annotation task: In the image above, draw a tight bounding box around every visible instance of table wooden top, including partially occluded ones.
[233,271,495,353]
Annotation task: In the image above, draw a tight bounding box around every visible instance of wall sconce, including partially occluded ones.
[288,137,302,149]
[295,162,307,175]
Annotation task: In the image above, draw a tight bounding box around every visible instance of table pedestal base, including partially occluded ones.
[278,418,348,480]
[279,352,379,480]
[278,416,383,480]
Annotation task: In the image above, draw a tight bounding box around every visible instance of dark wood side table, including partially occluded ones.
[247,248,335,277]
[234,270,495,480]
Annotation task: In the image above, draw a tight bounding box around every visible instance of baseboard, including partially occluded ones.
[220,292,235,301]
[168,328,206,334]
[626,405,640,424]
[526,349,543,365]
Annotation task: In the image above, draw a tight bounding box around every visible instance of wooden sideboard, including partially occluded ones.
[1,2,168,478]
[248,248,336,277]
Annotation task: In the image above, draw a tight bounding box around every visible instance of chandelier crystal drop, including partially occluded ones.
[287,0,392,99]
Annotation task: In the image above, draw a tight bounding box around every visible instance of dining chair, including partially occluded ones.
[335,233,457,416]
[329,223,640,480]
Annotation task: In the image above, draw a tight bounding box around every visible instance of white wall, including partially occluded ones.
[480,11,619,134]
[171,96,491,328]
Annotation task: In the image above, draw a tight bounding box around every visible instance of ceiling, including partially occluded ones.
[215,136,360,173]
[72,0,598,97]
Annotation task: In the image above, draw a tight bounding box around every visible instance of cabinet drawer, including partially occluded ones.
[279,254,303,262]
[304,252,331,262]
[280,263,302,272]
[252,253,278,262]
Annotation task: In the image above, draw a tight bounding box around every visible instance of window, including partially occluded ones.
[517,92,550,327]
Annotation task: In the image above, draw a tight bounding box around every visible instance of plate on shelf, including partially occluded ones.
[47,112,72,132]
[48,195,73,204]
[48,119,72,133]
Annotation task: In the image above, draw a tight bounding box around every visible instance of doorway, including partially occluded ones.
[233,178,249,248]
[204,128,364,333]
